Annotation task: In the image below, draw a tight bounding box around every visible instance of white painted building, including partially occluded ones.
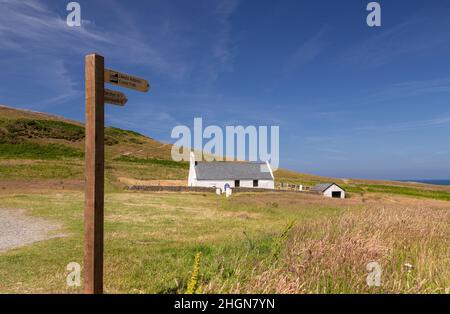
[188,152,275,190]
[310,183,346,199]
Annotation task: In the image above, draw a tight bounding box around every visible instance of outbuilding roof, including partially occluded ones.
[195,162,273,180]
[310,182,344,192]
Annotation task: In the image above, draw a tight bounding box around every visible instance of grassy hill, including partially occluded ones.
[0,105,185,190]
[1,104,450,200]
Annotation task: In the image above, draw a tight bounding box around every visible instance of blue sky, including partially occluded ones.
[1,0,450,180]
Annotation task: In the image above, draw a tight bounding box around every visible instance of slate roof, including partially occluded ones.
[310,182,344,192]
[195,162,273,180]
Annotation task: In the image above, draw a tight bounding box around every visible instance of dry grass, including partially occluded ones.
[0,189,448,294]
[224,199,450,294]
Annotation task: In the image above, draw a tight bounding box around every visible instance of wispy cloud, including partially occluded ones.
[367,78,450,102]
[0,0,114,108]
[305,136,335,143]
[208,0,239,79]
[0,0,185,78]
[356,116,450,133]
[106,103,181,140]
[316,147,344,154]
[283,28,329,77]
[0,0,110,52]
[304,76,450,116]
[0,0,241,113]
[0,0,239,80]
[30,59,79,109]
[103,0,239,81]
[300,113,450,146]
[342,17,450,68]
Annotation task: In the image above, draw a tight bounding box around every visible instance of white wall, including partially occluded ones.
[257,180,275,189]
[240,180,254,188]
[323,184,345,199]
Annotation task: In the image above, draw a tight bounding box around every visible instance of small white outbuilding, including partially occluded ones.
[310,183,346,199]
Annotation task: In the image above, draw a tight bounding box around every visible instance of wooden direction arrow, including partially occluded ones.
[104,68,150,92]
[104,89,128,106]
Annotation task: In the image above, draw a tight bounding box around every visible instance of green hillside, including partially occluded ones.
[1,105,450,200]
[0,105,185,190]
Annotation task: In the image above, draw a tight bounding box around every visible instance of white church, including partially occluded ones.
[188,152,275,190]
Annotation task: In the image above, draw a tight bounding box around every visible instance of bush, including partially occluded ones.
[0,128,22,144]
[6,119,85,142]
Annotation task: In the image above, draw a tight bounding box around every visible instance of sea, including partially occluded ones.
[399,179,450,186]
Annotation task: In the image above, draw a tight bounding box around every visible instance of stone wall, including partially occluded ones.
[127,185,303,194]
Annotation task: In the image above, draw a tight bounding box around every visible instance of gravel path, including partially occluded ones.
[0,208,64,252]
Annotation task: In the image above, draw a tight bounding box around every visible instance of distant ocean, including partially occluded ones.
[399,179,450,186]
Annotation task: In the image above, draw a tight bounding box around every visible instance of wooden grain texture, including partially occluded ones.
[84,54,105,294]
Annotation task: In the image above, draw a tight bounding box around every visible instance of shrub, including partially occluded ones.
[6,119,84,142]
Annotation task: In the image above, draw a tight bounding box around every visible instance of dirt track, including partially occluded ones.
[0,208,63,252]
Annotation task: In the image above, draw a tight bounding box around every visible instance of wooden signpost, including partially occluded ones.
[104,89,128,106]
[84,53,149,294]
[104,68,150,92]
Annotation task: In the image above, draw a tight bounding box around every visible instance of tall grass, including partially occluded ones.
[234,205,449,293]
[0,191,448,294]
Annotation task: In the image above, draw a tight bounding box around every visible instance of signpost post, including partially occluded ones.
[84,54,105,294]
[84,53,149,294]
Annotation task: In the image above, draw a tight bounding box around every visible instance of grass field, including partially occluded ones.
[345,184,450,202]
[0,105,449,294]
[0,190,448,293]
